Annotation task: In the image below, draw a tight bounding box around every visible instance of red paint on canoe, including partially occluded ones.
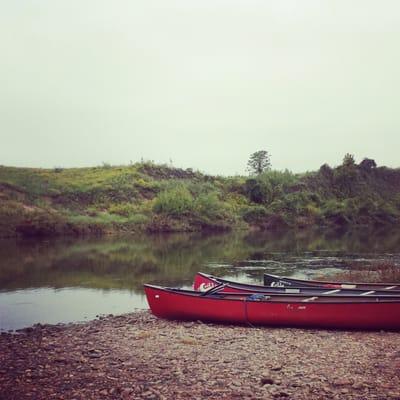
[193,272,268,294]
[193,272,400,296]
[193,272,218,291]
[145,285,400,330]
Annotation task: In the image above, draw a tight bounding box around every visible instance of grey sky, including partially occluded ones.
[1,0,399,175]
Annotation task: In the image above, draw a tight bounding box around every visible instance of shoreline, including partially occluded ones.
[1,311,400,399]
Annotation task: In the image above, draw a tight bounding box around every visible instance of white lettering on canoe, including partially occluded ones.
[271,281,286,287]
[198,283,216,292]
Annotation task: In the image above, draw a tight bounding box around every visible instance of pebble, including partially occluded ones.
[0,311,399,400]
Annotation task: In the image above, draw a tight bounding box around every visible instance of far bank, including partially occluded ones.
[1,159,399,238]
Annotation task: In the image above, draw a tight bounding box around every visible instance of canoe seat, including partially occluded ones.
[285,288,300,294]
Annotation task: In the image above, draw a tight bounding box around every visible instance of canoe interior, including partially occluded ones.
[195,272,400,296]
[263,273,400,289]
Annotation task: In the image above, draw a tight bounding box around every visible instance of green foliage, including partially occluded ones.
[245,170,299,204]
[247,150,271,175]
[245,178,271,204]
[342,153,356,167]
[241,205,269,223]
[319,164,333,179]
[0,158,400,237]
[224,193,249,212]
[108,202,138,217]
[153,186,194,216]
[193,193,231,220]
[359,158,377,171]
[332,165,359,198]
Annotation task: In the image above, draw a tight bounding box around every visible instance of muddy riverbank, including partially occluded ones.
[1,311,400,400]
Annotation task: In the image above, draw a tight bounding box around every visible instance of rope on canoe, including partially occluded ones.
[244,297,255,328]
[244,294,265,328]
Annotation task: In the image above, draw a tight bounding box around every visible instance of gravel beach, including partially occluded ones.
[1,311,400,400]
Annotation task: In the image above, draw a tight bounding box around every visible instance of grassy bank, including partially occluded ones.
[317,261,400,283]
[0,160,400,238]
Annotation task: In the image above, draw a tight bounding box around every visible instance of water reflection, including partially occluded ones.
[1,228,399,330]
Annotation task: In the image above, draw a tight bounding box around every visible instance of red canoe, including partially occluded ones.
[264,273,400,291]
[144,284,400,330]
[193,272,400,296]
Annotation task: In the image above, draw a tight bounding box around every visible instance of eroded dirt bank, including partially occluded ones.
[1,312,400,400]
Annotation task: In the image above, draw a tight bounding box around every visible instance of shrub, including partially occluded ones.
[153,186,194,216]
[319,164,333,179]
[224,193,249,212]
[359,158,377,171]
[193,193,229,220]
[245,178,272,204]
[109,203,138,217]
[245,170,298,205]
[241,205,269,223]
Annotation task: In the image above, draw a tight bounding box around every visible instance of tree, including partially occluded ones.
[342,153,356,167]
[359,158,377,171]
[247,150,271,175]
[319,163,333,179]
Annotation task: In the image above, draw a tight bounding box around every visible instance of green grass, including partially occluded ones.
[315,261,400,283]
[1,160,400,237]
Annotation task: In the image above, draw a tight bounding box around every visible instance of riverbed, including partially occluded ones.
[1,311,399,400]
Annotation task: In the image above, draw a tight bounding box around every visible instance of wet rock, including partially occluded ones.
[332,378,353,386]
[261,376,275,385]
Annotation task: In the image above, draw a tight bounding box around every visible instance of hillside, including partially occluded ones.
[0,160,400,238]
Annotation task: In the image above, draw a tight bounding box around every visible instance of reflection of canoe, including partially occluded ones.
[193,272,400,296]
[144,284,400,330]
[264,273,400,291]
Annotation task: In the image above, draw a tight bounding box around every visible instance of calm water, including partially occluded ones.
[1,228,400,331]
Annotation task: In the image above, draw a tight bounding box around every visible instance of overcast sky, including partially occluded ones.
[1,0,399,175]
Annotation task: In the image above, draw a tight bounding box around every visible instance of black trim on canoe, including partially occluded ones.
[197,272,400,296]
[263,273,400,289]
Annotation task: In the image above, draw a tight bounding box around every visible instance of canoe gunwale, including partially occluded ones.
[263,273,400,289]
[195,272,400,296]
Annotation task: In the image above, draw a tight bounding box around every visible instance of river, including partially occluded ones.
[1,228,399,331]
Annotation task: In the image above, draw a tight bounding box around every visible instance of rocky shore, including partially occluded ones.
[1,312,400,400]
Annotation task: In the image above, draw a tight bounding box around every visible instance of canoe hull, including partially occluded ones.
[145,285,400,330]
[264,273,400,291]
[193,272,400,296]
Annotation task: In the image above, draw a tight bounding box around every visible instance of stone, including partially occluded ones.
[261,377,275,385]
